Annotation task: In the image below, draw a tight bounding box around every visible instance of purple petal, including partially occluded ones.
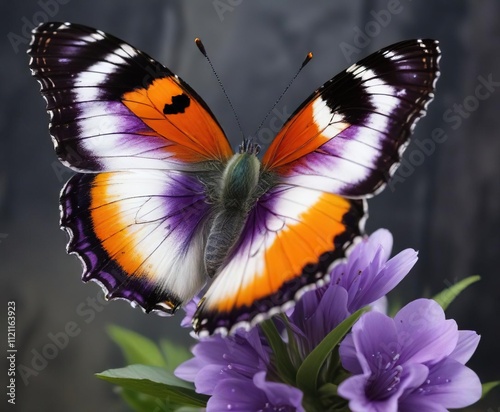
[308,285,349,345]
[338,374,379,412]
[194,364,241,395]
[338,363,429,412]
[339,333,363,374]
[365,358,429,405]
[290,285,349,351]
[370,296,388,314]
[404,358,482,409]
[207,377,266,411]
[253,371,305,411]
[349,311,399,374]
[398,397,448,412]
[400,362,430,392]
[449,330,481,364]
[181,296,200,328]
[344,229,392,279]
[191,337,228,365]
[332,230,416,313]
[291,286,322,321]
[358,248,418,306]
[394,299,458,364]
[173,356,204,382]
[367,228,394,262]
[239,328,271,365]
[346,246,385,310]
[175,329,270,396]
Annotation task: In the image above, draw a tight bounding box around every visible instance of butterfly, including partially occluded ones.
[28,22,440,336]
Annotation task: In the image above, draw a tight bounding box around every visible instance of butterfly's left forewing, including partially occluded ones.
[194,39,440,335]
[61,170,211,313]
[28,22,233,172]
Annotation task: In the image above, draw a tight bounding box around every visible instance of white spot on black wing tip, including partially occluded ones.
[117,43,139,59]
[383,50,397,60]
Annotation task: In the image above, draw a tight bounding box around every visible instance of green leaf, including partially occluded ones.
[119,388,169,412]
[119,388,201,412]
[260,319,296,385]
[107,325,166,367]
[482,380,500,398]
[316,382,351,411]
[432,275,480,310]
[160,339,192,372]
[317,382,338,400]
[96,364,208,407]
[296,308,366,395]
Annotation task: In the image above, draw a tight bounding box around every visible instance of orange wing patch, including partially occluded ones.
[122,76,233,163]
[90,173,150,278]
[206,191,355,314]
[262,96,350,171]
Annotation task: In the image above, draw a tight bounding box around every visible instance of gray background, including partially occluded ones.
[1,0,499,410]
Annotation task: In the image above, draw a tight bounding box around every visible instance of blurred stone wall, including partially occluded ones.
[1,0,499,410]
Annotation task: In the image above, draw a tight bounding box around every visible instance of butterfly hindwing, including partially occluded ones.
[262,39,440,197]
[194,184,365,335]
[61,169,213,313]
[28,22,233,172]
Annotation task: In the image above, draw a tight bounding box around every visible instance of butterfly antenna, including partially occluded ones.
[195,38,245,143]
[254,51,313,135]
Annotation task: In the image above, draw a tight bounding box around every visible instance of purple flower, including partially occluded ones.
[180,295,200,328]
[174,328,304,411]
[289,229,418,350]
[175,328,270,394]
[338,298,482,412]
[207,371,304,412]
[174,229,482,411]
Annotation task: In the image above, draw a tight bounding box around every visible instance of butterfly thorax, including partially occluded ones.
[220,152,260,210]
[204,152,261,278]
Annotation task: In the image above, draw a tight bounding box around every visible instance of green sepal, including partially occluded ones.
[481,380,500,399]
[260,319,296,385]
[432,275,480,310]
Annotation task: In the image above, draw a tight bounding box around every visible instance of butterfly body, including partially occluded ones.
[28,22,440,335]
[204,149,263,278]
